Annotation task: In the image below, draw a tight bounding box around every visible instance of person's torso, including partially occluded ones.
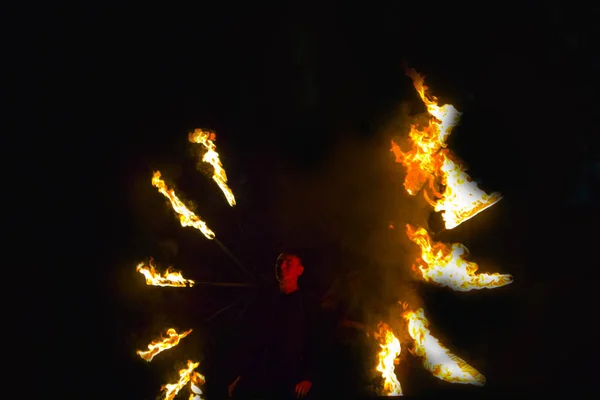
[267,290,308,376]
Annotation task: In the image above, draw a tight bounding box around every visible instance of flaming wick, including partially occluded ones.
[161,360,205,400]
[136,258,195,288]
[189,128,236,207]
[136,328,193,362]
[152,170,216,240]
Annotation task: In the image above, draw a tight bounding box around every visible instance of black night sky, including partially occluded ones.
[11,1,598,398]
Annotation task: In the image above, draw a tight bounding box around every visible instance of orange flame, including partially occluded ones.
[136,328,193,362]
[189,129,236,207]
[391,69,502,229]
[374,322,403,396]
[406,224,512,291]
[403,307,486,386]
[152,171,216,239]
[136,259,195,288]
[189,369,206,400]
[405,68,462,150]
[161,360,205,400]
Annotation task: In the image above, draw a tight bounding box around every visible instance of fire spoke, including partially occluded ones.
[406,224,513,291]
[403,307,486,386]
[136,258,195,287]
[152,171,216,240]
[189,129,236,207]
[136,328,193,362]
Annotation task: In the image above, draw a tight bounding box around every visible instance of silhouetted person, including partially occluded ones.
[228,252,319,399]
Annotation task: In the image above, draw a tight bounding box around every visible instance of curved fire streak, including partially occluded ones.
[402,307,486,386]
[406,224,513,291]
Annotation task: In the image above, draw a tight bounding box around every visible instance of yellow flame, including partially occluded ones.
[391,69,502,229]
[426,153,503,229]
[161,360,205,400]
[402,307,486,386]
[152,171,216,240]
[405,68,462,149]
[189,369,206,400]
[136,328,192,362]
[136,259,195,288]
[189,129,236,207]
[406,224,513,291]
[375,322,403,396]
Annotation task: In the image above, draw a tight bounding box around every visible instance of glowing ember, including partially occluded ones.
[402,307,486,386]
[374,322,403,396]
[136,259,195,288]
[161,360,205,400]
[391,68,502,229]
[406,224,513,291]
[189,129,236,207]
[137,328,193,362]
[152,171,216,240]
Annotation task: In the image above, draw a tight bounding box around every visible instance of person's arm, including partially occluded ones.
[299,326,317,384]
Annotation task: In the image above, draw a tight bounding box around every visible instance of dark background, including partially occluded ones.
[8,1,598,398]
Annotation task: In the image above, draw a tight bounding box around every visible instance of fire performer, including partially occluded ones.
[228,252,323,399]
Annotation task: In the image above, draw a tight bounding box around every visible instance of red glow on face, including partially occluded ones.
[276,255,303,281]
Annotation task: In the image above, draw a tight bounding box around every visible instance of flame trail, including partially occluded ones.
[374,322,403,396]
[152,171,216,240]
[161,360,205,400]
[136,258,195,287]
[137,328,193,362]
[391,68,502,229]
[189,129,236,207]
[402,307,486,386]
[406,224,513,291]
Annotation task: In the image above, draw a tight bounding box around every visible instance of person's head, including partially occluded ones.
[275,252,304,284]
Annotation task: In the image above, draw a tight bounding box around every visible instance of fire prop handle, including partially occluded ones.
[193,281,255,288]
[435,227,447,236]
[203,293,252,323]
[213,237,260,283]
